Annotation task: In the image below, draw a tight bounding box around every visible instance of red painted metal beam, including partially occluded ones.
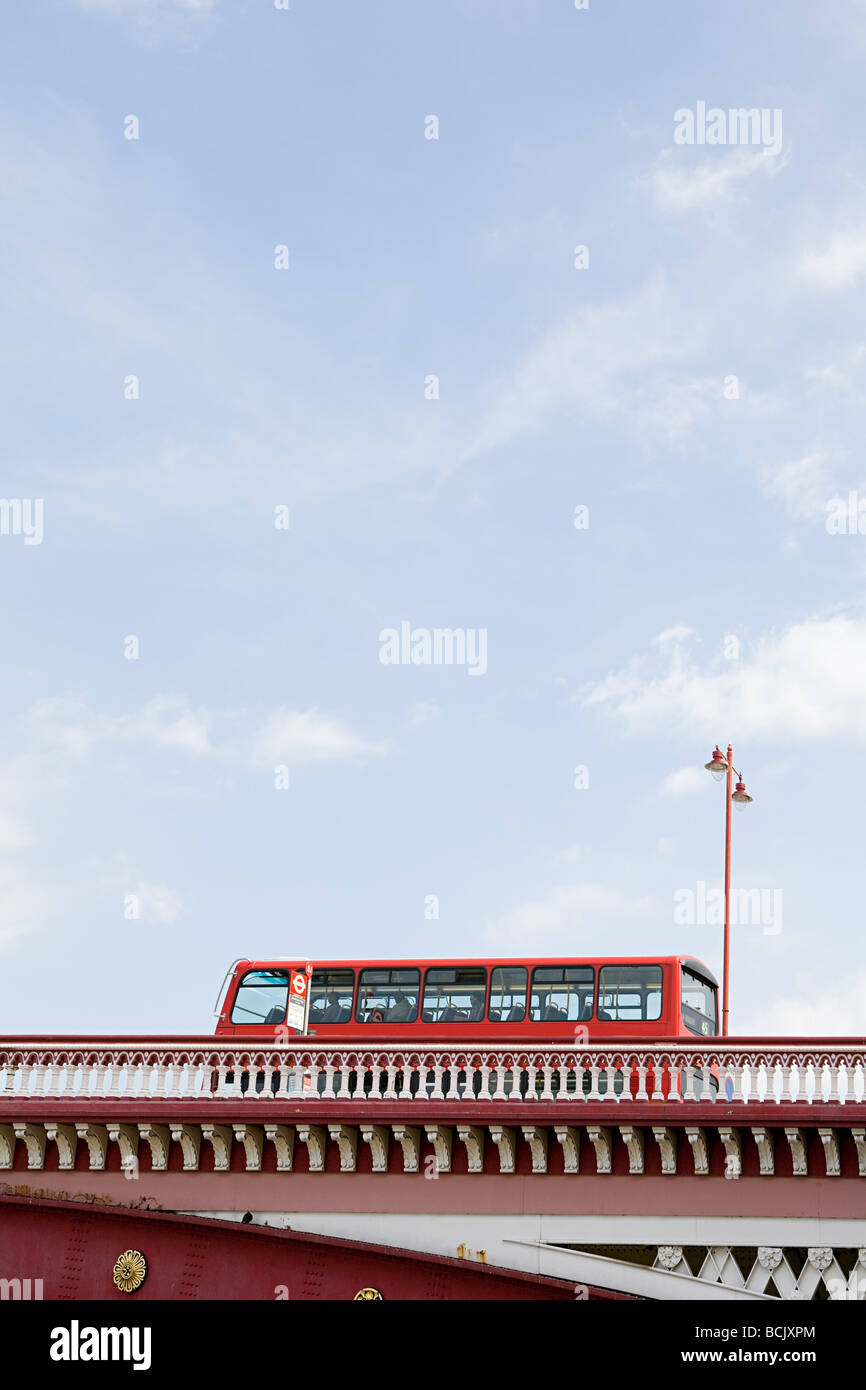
[0,1195,633,1301]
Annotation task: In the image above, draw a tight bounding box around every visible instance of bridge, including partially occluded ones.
[2,1036,865,1300]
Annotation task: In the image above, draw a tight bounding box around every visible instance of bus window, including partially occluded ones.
[422,967,487,1023]
[489,966,528,1023]
[597,965,662,1021]
[681,967,717,1036]
[356,968,420,1024]
[309,969,355,1025]
[529,966,594,1022]
[230,970,289,1025]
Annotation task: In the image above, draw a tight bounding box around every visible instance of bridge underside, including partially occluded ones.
[0,1195,614,1301]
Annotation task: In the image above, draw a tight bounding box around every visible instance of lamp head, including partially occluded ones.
[705,746,728,782]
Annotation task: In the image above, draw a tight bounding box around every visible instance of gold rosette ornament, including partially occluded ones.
[353,1288,383,1300]
[113,1249,147,1294]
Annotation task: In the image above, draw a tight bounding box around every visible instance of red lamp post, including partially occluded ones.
[704,744,754,1037]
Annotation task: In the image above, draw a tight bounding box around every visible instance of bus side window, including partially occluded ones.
[488,966,527,1023]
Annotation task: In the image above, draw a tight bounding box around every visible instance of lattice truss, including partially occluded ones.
[571,1244,866,1299]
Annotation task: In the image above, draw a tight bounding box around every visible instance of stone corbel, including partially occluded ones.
[489,1125,517,1174]
[852,1128,866,1178]
[554,1125,580,1174]
[328,1124,358,1172]
[784,1127,808,1176]
[360,1124,389,1173]
[392,1124,420,1173]
[44,1122,78,1171]
[652,1126,677,1175]
[685,1126,708,1176]
[521,1125,548,1174]
[456,1125,484,1173]
[751,1126,775,1176]
[818,1128,840,1177]
[424,1124,452,1175]
[170,1123,201,1171]
[75,1122,108,1171]
[718,1126,742,1179]
[233,1124,264,1172]
[619,1125,644,1175]
[0,1124,16,1169]
[200,1123,233,1171]
[264,1124,294,1172]
[137,1123,171,1172]
[296,1124,327,1172]
[586,1125,612,1174]
[106,1123,139,1178]
[13,1122,46,1170]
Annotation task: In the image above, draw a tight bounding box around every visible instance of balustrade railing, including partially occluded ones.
[1,1040,864,1108]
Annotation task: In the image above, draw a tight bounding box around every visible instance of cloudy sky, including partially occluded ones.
[2,0,866,1035]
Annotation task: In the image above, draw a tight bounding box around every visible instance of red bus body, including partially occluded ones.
[214,954,719,1042]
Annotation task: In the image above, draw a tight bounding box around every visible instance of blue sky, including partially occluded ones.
[2,0,866,1034]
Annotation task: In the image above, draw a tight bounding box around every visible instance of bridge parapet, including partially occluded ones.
[2,1037,865,1107]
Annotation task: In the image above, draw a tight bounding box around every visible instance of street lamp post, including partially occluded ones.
[704,744,753,1037]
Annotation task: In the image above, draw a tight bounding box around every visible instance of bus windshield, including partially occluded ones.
[681,967,717,1036]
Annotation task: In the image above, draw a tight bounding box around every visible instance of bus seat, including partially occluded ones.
[264,1007,285,1024]
[505,1005,525,1023]
[542,1005,566,1022]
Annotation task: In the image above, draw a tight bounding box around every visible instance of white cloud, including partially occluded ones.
[462,274,697,460]
[21,695,385,770]
[799,230,866,287]
[653,625,697,647]
[642,147,790,213]
[760,451,838,523]
[580,615,866,742]
[659,765,706,797]
[250,708,387,767]
[486,881,655,950]
[752,971,866,1036]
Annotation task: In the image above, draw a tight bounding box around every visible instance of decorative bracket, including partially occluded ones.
[818,1128,840,1178]
[327,1124,358,1173]
[489,1125,517,1174]
[521,1125,548,1174]
[424,1124,452,1175]
[392,1124,420,1173]
[554,1125,580,1174]
[619,1125,644,1175]
[296,1124,326,1172]
[586,1125,612,1174]
[137,1123,171,1172]
[685,1126,708,1176]
[751,1126,775,1177]
[233,1124,264,1172]
[200,1123,233,1171]
[360,1124,389,1173]
[13,1122,46,1170]
[45,1122,78,1171]
[170,1123,201,1171]
[264,1124,295,1172]
[652,1126,677,1175]
[456,1125,485,1173]
[784,1127,808,1176]
[74,1122,108,1171]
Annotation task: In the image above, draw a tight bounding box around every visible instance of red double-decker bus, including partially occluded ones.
[214,954,719,1040]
